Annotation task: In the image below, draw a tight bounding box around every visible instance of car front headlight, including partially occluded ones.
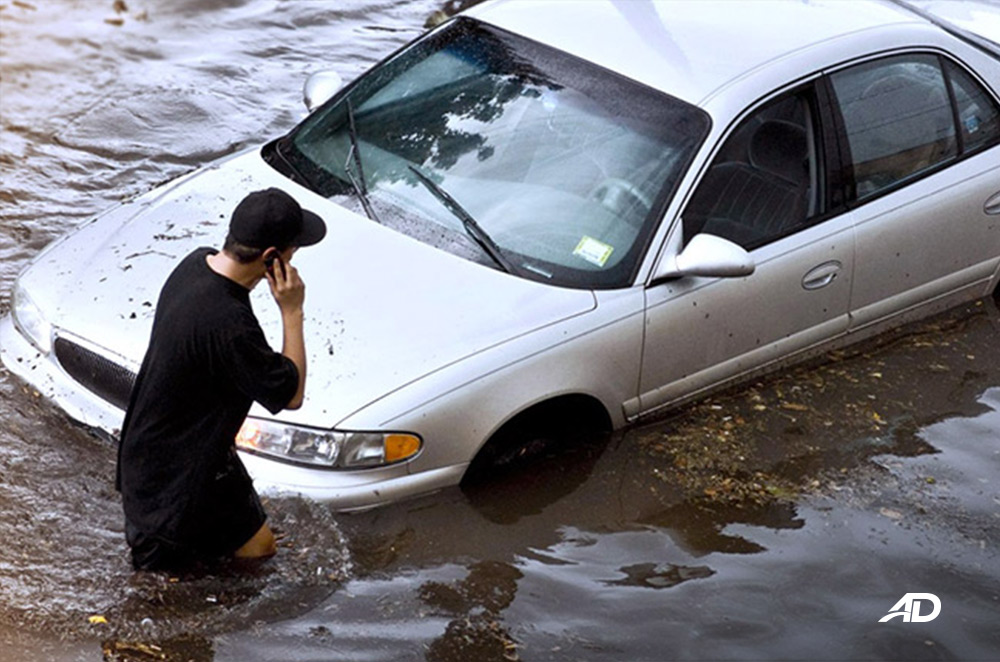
[235,417,422,469]
[11,282,53,354]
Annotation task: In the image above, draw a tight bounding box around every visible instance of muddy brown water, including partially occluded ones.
[1,1,999,661]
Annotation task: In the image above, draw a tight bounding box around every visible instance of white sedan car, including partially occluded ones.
[3,0,1000,509]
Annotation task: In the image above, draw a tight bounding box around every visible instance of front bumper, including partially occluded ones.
[240,453,467,510]
[0,312,127,435]
[0,312,461,508]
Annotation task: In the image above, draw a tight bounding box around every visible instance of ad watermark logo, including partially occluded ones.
[879,593,941,623]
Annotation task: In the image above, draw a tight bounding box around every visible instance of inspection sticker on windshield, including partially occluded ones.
[573,236,614,267]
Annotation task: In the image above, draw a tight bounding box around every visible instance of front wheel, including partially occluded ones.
[461,397,612,486]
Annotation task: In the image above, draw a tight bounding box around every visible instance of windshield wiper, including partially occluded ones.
[344,98,380,223]
[407,165,515,274]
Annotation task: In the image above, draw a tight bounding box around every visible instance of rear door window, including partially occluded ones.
[830,53,957,200]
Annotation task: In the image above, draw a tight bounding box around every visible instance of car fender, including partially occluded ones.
[335,287,646,473]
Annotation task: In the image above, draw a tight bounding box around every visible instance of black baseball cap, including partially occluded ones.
[229,188,326,249]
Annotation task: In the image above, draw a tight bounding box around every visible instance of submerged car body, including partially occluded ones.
[3,0,1000,508]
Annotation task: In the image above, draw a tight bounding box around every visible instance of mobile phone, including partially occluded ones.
[264,251,285,279]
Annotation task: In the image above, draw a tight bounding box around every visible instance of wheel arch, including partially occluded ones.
[462,391,613,483]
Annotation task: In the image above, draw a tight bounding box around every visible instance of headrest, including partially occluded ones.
[749,120,808,184]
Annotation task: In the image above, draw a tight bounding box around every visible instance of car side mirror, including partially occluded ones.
[303,70,343,113]
[652,233,755,282]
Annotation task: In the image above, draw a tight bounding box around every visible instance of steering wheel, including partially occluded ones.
[588,177,653,220]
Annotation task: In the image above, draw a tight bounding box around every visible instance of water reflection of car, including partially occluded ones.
[2,1,1000,509]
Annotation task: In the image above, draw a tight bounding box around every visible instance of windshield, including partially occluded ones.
[274,18,709,288]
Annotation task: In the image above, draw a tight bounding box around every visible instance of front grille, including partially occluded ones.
[53,337,136,410]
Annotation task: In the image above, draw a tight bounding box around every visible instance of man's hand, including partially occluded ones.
[265,254,307,409]
[265,256,306,315]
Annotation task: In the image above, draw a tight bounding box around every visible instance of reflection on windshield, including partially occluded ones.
[283,18,709,288]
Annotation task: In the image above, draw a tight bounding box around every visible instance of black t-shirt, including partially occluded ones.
[116,247,298,554]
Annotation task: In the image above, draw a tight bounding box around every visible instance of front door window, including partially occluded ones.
[682,90,823,250]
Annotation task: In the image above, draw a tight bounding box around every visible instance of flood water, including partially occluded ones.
[1,1,999,661]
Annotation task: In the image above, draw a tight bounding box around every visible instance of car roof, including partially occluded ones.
[465,0,931,105]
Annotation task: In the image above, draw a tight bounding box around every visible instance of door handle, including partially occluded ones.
[986,191,1000,216]
[802,260,842,291]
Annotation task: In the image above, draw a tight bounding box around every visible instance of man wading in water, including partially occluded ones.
[116,188,326,571]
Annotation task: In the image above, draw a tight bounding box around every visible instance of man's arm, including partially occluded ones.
[267,257,307,410]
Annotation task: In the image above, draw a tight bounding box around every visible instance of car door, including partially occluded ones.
[828,51,1000,329]
[637,82,856,417]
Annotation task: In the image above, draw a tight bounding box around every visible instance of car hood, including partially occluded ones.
[23,149,597,426]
